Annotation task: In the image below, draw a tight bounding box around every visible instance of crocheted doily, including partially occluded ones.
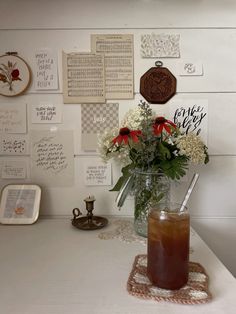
[98,218,147,245]
[127,254,212,305]
[98,218,194,253]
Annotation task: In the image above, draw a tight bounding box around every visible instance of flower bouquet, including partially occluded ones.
[98,101,209,235]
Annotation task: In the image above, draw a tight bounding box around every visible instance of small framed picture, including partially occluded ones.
[0,184,41,224]
[0,53,31,96]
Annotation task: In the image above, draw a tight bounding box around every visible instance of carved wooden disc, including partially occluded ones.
[140,66,176,104]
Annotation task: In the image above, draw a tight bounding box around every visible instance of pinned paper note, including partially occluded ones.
[1,159,27,179]
[81,103,119,151]
[84,161,112,186]
[178,61,203,76]
[34,49,58,90]
[169,100,208,143]
[31,130,74,186]
[31,102,62,123]
[0,103,27,133]
[0,134,28,155]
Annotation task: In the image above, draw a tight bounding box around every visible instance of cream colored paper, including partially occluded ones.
[91,34,134,99]
[81,102,119,151]
[0,103,27,133]
[0,134,28,155]
[62,51,105,103]
[31,130,74,186]
[1,159,27,179]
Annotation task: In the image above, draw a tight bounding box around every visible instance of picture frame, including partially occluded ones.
[0,53,31,97]
[0,184,41,224]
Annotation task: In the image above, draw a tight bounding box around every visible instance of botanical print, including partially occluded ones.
[0,60,21,91]
[141,33,180,58]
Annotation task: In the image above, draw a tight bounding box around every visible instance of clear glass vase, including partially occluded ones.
[133,170,170,237]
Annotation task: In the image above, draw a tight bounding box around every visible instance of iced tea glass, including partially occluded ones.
[147,202,190,290]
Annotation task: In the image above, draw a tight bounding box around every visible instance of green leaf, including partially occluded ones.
[109,164,133,191]
[158,142,171,159]
[160,156,189,180]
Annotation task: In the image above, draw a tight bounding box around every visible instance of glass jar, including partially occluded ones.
[133,170,170,237]
[147,202,190,290]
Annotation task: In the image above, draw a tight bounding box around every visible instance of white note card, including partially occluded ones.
[31,102,62,123]
[169,99,208,144]
[0,103,27,133]
[31,130,74,186]
[84,161,112,186]
[1,159,27,179]
[178,61,203,76]
[34,49,58,90]
[0,134,29,155]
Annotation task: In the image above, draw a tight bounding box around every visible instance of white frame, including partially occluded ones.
[0,184,41,224]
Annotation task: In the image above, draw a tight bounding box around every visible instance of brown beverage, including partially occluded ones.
[147,204,190,290]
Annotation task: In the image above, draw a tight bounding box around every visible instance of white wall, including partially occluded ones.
[0,0,236,276]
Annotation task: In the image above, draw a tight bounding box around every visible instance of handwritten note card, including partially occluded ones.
[31,130,74,186]
[84,161,112,186]
[35,49,58,90]
[31,102,62,123]
[169,100,208,143]
[1,159,27,179]
[0,103,27,133]
[178,61,203,76]
[0,134,28,155]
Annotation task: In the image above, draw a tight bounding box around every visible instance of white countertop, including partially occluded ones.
[0,217,235,314]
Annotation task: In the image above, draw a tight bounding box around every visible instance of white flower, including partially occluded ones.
[121,107,145,129]
[175,133,207,164]
[97,127,131,165]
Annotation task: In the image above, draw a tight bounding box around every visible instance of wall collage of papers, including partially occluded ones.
[0,33,208,191]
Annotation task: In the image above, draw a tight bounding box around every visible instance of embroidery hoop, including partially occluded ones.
[0,52,31,97]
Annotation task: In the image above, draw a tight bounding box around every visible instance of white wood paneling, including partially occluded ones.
[0,0,236,276]
[192,218,236,276]
[1,28,236,93]
[1,0,236,29]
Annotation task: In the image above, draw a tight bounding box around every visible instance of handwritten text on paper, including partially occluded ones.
[35,49,58,90]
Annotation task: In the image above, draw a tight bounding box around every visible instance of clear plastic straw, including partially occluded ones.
[180,173,199,212]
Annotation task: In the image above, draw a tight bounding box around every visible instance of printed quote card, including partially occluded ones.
[84,161,112,186]
[31,130,74,186]
[178,61,203,76]
[169,99,208,144]
[0,134,29,155]
[81,103,119,151]
[31,102,62,123]
[1,159,27,179]
[0,103,27,133]
[34,49,58,90]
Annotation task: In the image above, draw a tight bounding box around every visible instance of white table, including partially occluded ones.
[0,217,235,314]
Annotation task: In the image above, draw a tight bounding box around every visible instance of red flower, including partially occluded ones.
[11,69,20,79]
[112,127,141,145]
[153,117,176,135]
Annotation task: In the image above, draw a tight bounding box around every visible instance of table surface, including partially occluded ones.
[0,217,235,314]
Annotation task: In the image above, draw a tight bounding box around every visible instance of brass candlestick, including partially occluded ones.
[72,196,108,230]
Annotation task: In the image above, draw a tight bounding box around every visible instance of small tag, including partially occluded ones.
[178,61,203,76]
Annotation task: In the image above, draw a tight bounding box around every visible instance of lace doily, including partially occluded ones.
[127,254,212,305]
[98,218,147,245]
[98,218,194,253]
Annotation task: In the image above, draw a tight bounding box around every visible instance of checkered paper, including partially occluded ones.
[81,103,119,151]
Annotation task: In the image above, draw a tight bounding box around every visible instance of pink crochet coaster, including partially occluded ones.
[127,254,212,305]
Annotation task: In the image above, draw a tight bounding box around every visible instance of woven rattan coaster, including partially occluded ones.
[127,254,212,305]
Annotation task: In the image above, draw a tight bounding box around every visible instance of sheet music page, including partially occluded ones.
[91,34,134,99]
[62,51,105,103]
